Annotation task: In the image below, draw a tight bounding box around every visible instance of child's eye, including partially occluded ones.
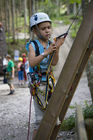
[41,27,45,30]
[42,26,51,30]
[48,26,51,29]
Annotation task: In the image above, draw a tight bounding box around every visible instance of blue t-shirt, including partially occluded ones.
[26,40,50,81]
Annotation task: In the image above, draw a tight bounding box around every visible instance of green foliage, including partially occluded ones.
[15,16,29,33]
[60,115,75,131]
[52,14,74,25]
[60,104,93,131]
[7,39,27,59]
[41,1,58,18]
[61,16,71,25]
[69,105,76,109]
[63,0,81,4]
[53,14,82,39]
[83,104,93,119]
[70,16,82,38]
[70,0,81,4]
[39,0,65,19]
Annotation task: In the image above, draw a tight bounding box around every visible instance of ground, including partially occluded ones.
[0,24,92,140]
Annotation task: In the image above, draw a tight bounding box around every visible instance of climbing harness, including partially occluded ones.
[27,40,56,110]
[27,68,55,111]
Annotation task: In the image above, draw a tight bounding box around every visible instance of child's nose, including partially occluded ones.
[46,28,49,32]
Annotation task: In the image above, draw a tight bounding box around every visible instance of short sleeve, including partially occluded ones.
[25,41,36,52]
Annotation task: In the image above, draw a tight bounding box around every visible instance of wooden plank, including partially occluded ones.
[85,118,93,140]
[50,38,93,140]
[35,2,93,140]
[76,105,88,140]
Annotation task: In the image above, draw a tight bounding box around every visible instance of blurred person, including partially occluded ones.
[0,22,3,32]
[17,57,24,85]
[6,54,15,95]
[0,22,6,41]
[25,57,29,83]
[3,55,8,83]
[22,53,27,81]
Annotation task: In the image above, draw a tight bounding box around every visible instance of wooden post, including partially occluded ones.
[85,118,93,140]
[76,105,88,140]
[35,1,93,140]
[50,37,93,140]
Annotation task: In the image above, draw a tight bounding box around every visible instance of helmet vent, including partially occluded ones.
[34,15,38,21]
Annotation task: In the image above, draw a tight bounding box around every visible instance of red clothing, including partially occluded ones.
[22,57,27,81]
[23,57,26,64]
[24,70,27,81]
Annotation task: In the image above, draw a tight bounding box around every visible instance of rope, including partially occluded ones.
[27,93,32,140]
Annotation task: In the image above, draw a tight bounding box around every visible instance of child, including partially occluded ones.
[3,55,8,83]
[27,12,65,139]
[25,57,29,84]
[22,53,27,81]
[6,54,15,95]
[17,57,24,85]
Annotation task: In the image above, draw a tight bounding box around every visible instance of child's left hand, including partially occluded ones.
[55,37,65,49]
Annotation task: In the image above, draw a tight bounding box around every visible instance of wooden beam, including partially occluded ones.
[76,105,88,140]
[85,118,93,140]
[35,2,93,140]
[50,38,93,140]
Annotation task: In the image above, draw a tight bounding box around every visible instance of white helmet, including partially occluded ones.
[30,12,51,29]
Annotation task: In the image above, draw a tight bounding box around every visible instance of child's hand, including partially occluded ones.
[56,37,65,49]
[44,42,56,56]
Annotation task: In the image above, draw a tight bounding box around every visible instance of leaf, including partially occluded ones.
[70,0,81,4]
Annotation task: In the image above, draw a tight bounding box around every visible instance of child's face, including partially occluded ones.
[36,22,52,41]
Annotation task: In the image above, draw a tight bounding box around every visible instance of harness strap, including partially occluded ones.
[27,40,55,110]
[30,40,40,56]
[27,71,55,110]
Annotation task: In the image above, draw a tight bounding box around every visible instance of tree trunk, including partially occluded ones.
[15,3,19,42]
[78,3,82,16]
[29,0,34,38]
[67,3,70,15]
[82,0,89,17]
[56,0,60,17]
[6,0,10,44]
[19,0,22,27]
[73,3,77,15]
[11,0,15,42]
[24,0,27,26]
[35,0,38,12]
[29,0,34,16]
[0,0,3,22]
